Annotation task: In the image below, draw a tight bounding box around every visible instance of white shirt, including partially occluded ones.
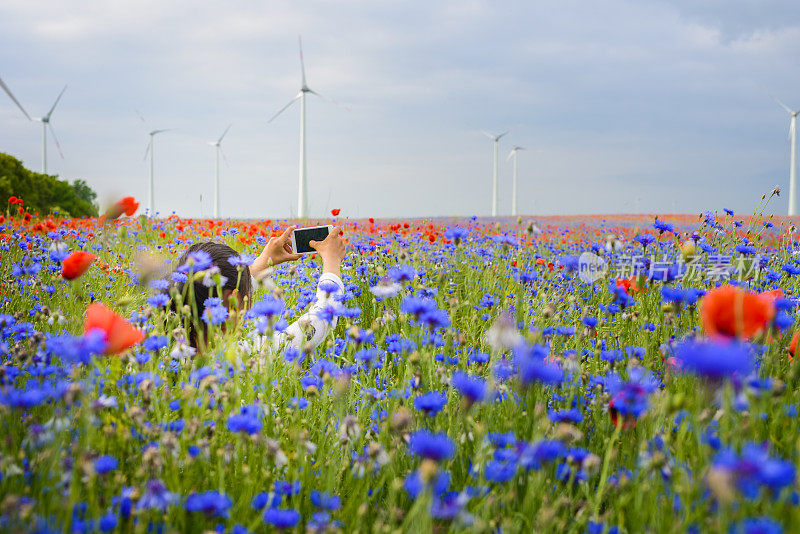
[245,272,345,353]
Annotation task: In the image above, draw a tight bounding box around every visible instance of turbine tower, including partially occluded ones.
[208,124,232,218]
[769,93,800,216]
[483,131,509,217]
[136,111,172,217]
[269,36,346,219]
[507,146,525,216]
[0,78,67,173]
[143,129,171,216]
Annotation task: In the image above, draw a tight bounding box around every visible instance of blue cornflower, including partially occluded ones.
[203,297,223,308]
[185,490,232,518]
[519,439,566,470]
[318,279,340,294]
[451,371,487,404]
[714,443,795,499]
[430,492,469,520]
[146,293,171,308]
[98,512,117,532]
[202,305,229,325]
[485,460,517,483]
[513,342,563,386]
[251,492,271,510]
[548,408,584,424]
[94,455,118,475]
[478,294,498,309]
[400,295,437,317]
[413,391,447,416]
[143,335,168,352]
[245,295,285,319]
[653,219,674,234]
[310,491,341,510]
[274,480,302,496]
[673,340,753,380]
[148,279,170,290]
[419,308,451,330]
[229,253,256,267]
[178,250,213,273]
[729,518,782,534]
[408,430,455,462]
[388,264,416,282]
[227,404,263,435]
[605,367,660,422]
[635,234,655,248]
[137,479,175,511]
[263,508,300,529]
[444,226,469,242]
[404,470,450,499]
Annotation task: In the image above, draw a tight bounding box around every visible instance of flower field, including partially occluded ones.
[2,195,800,533]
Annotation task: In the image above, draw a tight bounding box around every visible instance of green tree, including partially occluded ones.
[0,152,99,217]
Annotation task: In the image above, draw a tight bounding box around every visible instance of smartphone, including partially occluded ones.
[291,225,333,254]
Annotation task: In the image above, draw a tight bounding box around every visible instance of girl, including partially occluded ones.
[173,225,346,352]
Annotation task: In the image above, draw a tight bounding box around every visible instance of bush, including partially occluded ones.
[0,152,98,217]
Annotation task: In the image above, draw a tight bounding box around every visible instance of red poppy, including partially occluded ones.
[116,196,139,216]
[8,196,17,205]
[83,303,144,355]
[700,285,775,340]
[616,276,646,294]
[608,400,636,430]
[62,251,97,280]
[331,209,341,216]
[790,331,798,361]
[103,196,140,221]
[368,217,375,224]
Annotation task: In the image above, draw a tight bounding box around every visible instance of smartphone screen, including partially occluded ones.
[293,226,330,253]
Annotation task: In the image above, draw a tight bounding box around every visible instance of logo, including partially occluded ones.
[578,252,607,283]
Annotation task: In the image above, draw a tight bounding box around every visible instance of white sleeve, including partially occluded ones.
[273,272,345,351]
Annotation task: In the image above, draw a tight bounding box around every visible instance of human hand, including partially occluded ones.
[250,225,301,276]
[309,226,345,277]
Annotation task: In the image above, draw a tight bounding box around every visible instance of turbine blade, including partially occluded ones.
[220,146,229,167]
[299,35,307,87]
[151,128,173,135]
[135,109,148,125]
[308,89,350,111]
[48,123,64,160]
[268,93,301,123]
[497,131,510,140]
[767,91,793,114]
[143,140,151,162]
[0,76,32,120]
[44,85,67,120]
[506,149,515,162]
[481,130,495,139]
[217,123,233,144]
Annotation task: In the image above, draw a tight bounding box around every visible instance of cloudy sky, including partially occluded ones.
[1,0,799,219]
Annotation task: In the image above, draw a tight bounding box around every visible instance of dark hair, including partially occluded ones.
[173,242,253,348]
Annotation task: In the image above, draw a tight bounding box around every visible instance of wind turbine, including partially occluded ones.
[769,93,800,216]
[483,131,509,217]
[0,77,67,174]
[269,35,347,219]
[137,111,172,217]
[208,124,232,218]
[507,145,525,216]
